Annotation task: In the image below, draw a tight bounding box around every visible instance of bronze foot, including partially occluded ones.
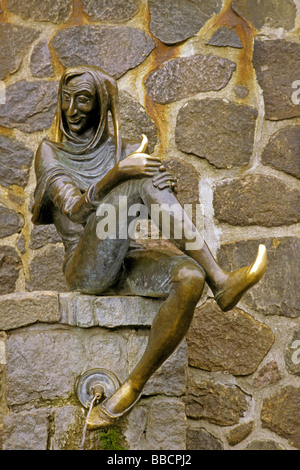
[87,403,121,430]
[214,244,267,312]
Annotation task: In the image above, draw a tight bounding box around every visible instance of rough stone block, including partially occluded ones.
[81,0,139,22]
[145,55,236,104]
[217,237,300,318]
[185,369,250,426]
[5,325,129,405]
[0,205,24,239]
[30,40,54,78]
[186,300,274,376]
[148,0,222,45]
[176,99,257,169]
[123,396,186,450]
[207,27,243,49]
[26,245,67,292]
[252,40,300,120]
[6,0,73,23]
[3,408,50,450]
[59,292,162,328]
[226,421,254,446]
[111,91,158,154]
[51,25,155,79]
[0,246,21,295]
[0,135,34,189]
[0,23,39,80]
[0,80,58,133]
[0,291,60,331]
[261,126,300,179]
[213,175,300,227]
[261,386,300,449]
[232,0,296,31]
[186,427,223,450]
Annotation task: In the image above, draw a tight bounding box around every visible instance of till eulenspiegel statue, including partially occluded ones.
[32,66,267,430]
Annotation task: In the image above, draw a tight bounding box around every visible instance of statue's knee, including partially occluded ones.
[173,261,205,298]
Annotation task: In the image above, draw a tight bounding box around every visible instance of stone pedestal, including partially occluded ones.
[0,292,187,450]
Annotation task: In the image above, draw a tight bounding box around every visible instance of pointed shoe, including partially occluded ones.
[86,403,121,431]
[214,244,267,312]
[86,393,142,431]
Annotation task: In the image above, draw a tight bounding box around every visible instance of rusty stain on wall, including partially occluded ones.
[141,6,181,157]
[203,0,256,89]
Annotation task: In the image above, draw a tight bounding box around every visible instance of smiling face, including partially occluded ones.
[61,72,98,136]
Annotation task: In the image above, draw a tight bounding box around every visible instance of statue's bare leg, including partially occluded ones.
[87,250,205,429]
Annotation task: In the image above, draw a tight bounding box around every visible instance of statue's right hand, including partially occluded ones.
[117,135,162,178]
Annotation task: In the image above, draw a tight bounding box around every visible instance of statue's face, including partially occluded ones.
[62,73,97,135]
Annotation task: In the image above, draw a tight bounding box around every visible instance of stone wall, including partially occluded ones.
[0,0,299,450]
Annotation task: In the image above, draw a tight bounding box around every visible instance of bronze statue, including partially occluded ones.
[32,65,267,430]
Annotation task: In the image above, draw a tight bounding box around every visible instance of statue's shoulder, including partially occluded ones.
[36,138,57,155]
[34,138,59,172]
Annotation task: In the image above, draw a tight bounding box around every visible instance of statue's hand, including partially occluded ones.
[152,167,178,193]
[118,135,162,178]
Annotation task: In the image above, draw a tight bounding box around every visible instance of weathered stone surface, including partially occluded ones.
[143,397,186,450]
[16,234,26,255]
[213,175,300,227]
[51,406,86,451]
[149,0,222,45]
[217,237,300,318]
[29,224,61,250]
[234,85,249,99]
[127,332,187,397]
[26,245,67,292]
[252,361,282,388]
[52,26,155,79]
[81,0,139,22]
[3,408,50,450]
[186,427,223,450]
[176,99,258,169]
[6,325,128,405]
[232,0,296,31]
[252,40,300,120]
[0,292,60,331]
[0,205,24,238]
[185,371,250,426]
[6,0,73,24]
[186,300,274,375]
[262,126,300,179]
[110,91,158,154]
[0,246,21,295]
[285,330,300,377]
[245,439,285,450]
[207,27,243,48]
[30,40,54,78]
[226,421,254,446]
[59,292,162,328]
[123,397,186,450]
[261,386,300,449]
[0,24,39,80]
[0,80,58,133]
[145,55,236,104]
[0,135,34,189]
